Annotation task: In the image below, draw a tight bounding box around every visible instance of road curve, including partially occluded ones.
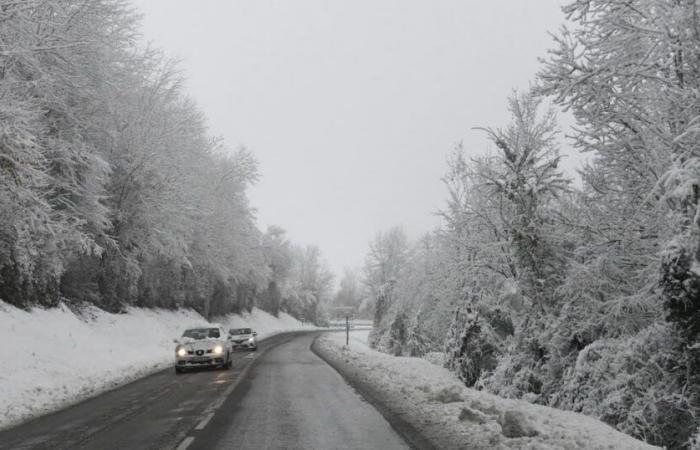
[0,332,408,450]
[0,332,300,449]
[191,333,408,450]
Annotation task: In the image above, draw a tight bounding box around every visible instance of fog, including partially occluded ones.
[133,0,573,275]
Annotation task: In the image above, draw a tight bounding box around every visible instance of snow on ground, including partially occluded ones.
[0,301,313,430]
[316,330,658,450]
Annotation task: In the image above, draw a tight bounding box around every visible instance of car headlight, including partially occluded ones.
[213,345,223,355]
[248,337,255,342]
[177,347,187,357]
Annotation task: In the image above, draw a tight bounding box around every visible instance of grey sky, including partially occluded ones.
[133,0,574,277]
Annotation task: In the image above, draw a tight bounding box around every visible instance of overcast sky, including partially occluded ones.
[132,0,575,278]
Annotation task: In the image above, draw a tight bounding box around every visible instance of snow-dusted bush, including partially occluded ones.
[445,305,503,387]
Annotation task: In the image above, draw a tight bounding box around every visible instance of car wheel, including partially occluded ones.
[251,346,257,352]
[175,366,183,375]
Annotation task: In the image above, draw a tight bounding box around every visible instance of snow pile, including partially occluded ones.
[315,330,658,450]
[0,301,312,430]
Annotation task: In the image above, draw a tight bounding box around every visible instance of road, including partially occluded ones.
[0,332,408,450]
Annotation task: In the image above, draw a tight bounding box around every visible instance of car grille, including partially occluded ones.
[180,357,223,366]
[186,349,214,355]
[187,359,213,365]
[233,339,246,344]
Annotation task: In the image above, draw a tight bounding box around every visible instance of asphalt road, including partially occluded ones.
[0,332,408,450]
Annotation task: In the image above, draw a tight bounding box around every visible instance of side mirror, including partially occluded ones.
[253,331,257,337]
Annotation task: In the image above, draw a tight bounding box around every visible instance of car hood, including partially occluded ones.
[178,338,224,350]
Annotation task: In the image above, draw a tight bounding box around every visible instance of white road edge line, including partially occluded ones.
[195,412,215,431]
[224,379,238,395]
[182,342,270,447]
[176,436,195,450]
[202,354,258,414]
[210,396,226,410]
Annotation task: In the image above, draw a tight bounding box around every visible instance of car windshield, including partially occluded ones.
[182,328,220,340]
[230,328,252,335]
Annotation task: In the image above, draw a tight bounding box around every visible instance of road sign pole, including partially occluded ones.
[346,315,349,346]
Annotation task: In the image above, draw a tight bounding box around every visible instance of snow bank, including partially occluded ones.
[315,330,658,450]
[0,301,312,430]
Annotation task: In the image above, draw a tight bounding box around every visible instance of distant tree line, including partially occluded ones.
[0,0,333,323]
[363,1,700,448]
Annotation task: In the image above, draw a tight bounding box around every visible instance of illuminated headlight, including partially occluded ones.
[213,345,223,355]
[248,337,255,343]
[176,347,187,357]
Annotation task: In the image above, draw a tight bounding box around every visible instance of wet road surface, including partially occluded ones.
[192,333,407,450]
[0,332,408,450]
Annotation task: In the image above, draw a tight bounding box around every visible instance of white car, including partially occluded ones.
[229,328,258,351]
[174,326,232,374]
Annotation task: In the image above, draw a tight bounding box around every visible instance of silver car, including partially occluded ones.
[174,326,232,374]
[229,328,258,351]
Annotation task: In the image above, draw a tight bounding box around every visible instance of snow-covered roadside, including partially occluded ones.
[0,301,314,430]
[315,330,658,450]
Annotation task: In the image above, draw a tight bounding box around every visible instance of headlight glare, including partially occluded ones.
[248,337,255,342]
[213,345,223,355]
[177,347,187,357]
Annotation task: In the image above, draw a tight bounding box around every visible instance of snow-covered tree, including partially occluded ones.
[331,268,364,311]
[282,245,334,324]
[364,227,410,347]
[0,0,321,328]
[539,0,700,445]
[442,92,570,394]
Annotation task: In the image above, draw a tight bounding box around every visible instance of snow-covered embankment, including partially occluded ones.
[314,330,658,450]
[0,301,313,429]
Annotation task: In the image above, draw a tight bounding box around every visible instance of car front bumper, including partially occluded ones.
[176,356,226,368]
[231,340,257,349]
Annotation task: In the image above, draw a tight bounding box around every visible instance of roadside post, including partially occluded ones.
[330,306,355,347]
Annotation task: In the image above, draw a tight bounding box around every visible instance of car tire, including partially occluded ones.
[252,346,257,352]
[175,366,184,375]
